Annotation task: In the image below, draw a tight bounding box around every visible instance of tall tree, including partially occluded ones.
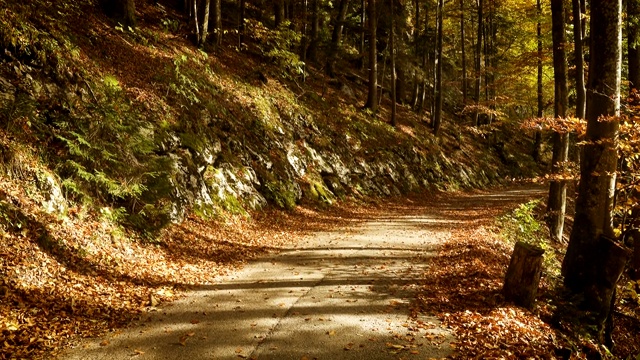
[102,0,136,28]
[390,0,397,126]
[199,0,211,47]
[533,0,543,162]
[307,0,320,61]
[547,0,569,243]
[433,0,444,134]
[359,0,366,69]
[461,0,467,103]
[572,0,586,118]
[238,0,246,46]
[474,0,483,125]
[300,0,309,63]
[213,0,222,49]
[365,0,378,112]
[275,0,286,27]
[327,0,351,76]
[562,0,625,343]
[629,0,640,94]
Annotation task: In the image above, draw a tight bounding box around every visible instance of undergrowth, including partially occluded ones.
[497,199,562,279]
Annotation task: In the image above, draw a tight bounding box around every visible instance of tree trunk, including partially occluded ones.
[562,0,624,340]
[461,0,467,104]
[213,0,222,49]
[199,0,211,47]
[238,0,246,46]
[629,0,640,94]
[418,3,430,115]
[359,0,366,70]
[533,0,543,162]
[503,241,545,310]
[573,0,586,118]
[275,0,285,27]
[365,0,378,112]
[397,67,406,104]
[123,0,136,27]
[327,0,351,76]
[433,0,444,135]
[627,229,640,280]
[390,0,397,127]
[487,0,496,123]
[411,71,419,109]
[103,0,136,28]
[635,234,640,281]
[474,0,483,126]
[307,0,320,61]
[588,236,630,344]
[300,0,308,62]
[193,0,200,44]
[548,0,569,243]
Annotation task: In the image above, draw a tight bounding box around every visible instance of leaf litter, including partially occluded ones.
[2,179,638,359]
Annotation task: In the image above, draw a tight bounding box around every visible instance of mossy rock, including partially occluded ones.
[302,179,335,205]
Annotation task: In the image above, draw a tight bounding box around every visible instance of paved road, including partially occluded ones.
[60,208,456,360]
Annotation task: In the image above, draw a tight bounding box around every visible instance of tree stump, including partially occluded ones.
[503,241,545,309]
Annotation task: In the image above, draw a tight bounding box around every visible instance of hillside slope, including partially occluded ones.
[0,0,540,358]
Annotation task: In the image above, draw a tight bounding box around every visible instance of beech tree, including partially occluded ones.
[532,0,543,162]
[433,0,444,134]
[474,0,483,125]
[547,0,568,243]
[213,0,222,49]
[327,0,351,76]
[629,0,640,94]
[365,0,378,112]
[562,0,627,344]
[102,0,136,28]
[572,0,585,118]
[390,0,397,126]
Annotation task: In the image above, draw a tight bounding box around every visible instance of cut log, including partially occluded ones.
[503,241,545,309]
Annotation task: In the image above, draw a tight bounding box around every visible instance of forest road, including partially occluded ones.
[59,186,542,360]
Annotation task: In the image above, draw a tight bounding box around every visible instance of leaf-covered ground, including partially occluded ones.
[2,174,640,359]
[411,187,640,359]
[0,171,354,359]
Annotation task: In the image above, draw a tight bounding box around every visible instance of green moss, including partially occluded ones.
[263,181,297,210]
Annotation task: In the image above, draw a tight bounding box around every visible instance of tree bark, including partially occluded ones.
[461,0,467,104]
[533,0,543,162]
[193,0,200,44]
[238,0,246,46]
[123,0,136,28]
[390,0,397,127]
[275,0,285,27]
[562,0,624,339]
[213,0,222,49]
[629,0,640,94]
[548,0,569,243]
[627,229,640,280]
[327,0,351,76]
[474,0,483,126]
[433,0,444,135]
[503,241,545,310]
[199,0,211,47]
[365,0,378,112]
[307,0,320,61]
[300,0,308,62]
[359,0,366,70]
[572,0,586,118]
[103,0,136,28]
